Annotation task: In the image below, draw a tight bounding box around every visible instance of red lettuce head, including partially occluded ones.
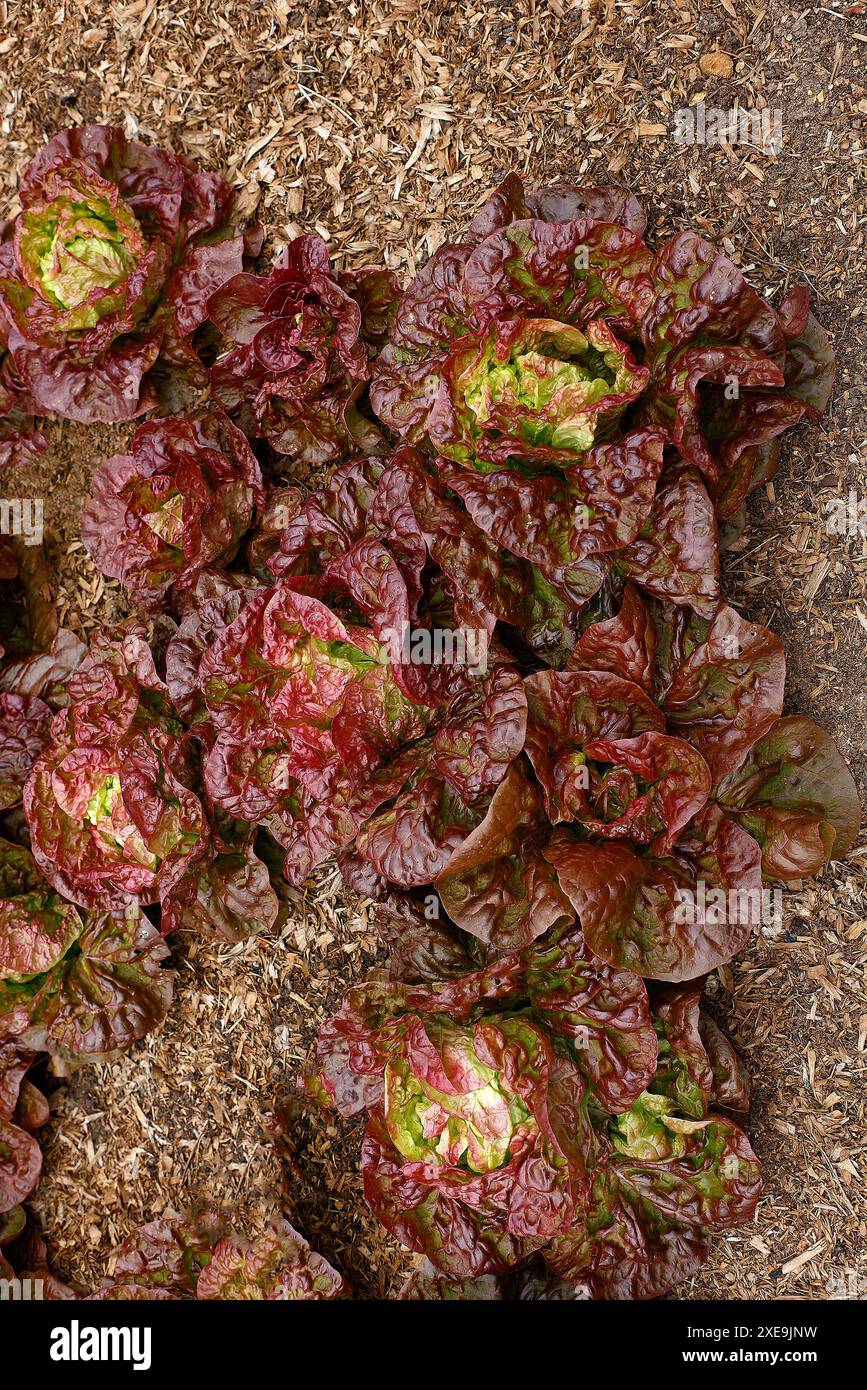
[371,182,655,461]
[87,1205,346,1300]
[197,577,436,882]
[22,635,208,913]
[0,834,172,1060]
[543,1094,761,1299]
[0,343,44,469]
[208,234,401,464]
[82,408,265,613]
[371,174,834,526]
[311,977,592,1278]
[0,125,252,423]
[19,630,277,942]
[307,954,760,1294]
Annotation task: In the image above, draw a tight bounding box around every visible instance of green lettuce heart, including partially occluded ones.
[19,188,141,330]
[383,1020,531,1174]
[39,212,133,309]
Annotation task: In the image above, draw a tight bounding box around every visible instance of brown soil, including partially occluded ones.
[2,0,865,1300]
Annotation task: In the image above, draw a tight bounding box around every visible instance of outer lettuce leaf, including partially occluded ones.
[461,219,653,330]
[0,837,46,900]
[638,231,833,516]
[367,885,481,984]
[0,356,46,468]
[651,986,752,1116]
[462,174,646,244]
[0,222,46,466]
[353,757,484,889]
[262,747,422,885]
[321,535,460,708]
[661,604,785,785]
[699,1015,751,1112]
[0,856,82,985]
[0,692,52,808]
[165,569,263,724]
[0,1044,44,1213]
[568,581,657,690]
[351,668,525,890]
[10,906,173,1058]
[0,627,86,705]
[523,667,665,823]
[0,1202,28,1269]
[442,427,666,568]
[163,843,278,943]
[525,926,657,1112]
[361,1108,548,1278]
[618,465,720,616]
[688,387,811,521]
[436,760,574,954]
[649,981,714,1118]
[544,1094,761,1298]
[640,231,785,370]
[264,454,384,582]
[524,184,647,235]
[364,446,592,660]
[432,666,527,802]
[247,485,304,581]
[781,308,836,412]
[0,1113,42,1214]
[646,599,712,702]
[545,1173,710,1299]
[716,715,861,881]
[544,804,763,981]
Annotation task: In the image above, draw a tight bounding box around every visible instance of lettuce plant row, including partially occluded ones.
[0,126,860,1301]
